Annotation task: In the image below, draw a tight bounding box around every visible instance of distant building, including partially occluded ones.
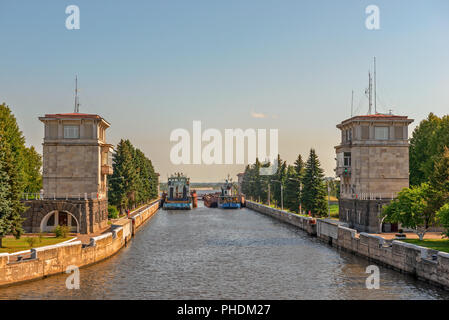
[335,114,413,233]
[21,112,114,234]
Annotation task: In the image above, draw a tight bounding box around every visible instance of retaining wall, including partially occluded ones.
[246,201,449,290]
[130,199,161,235]
[0,199,160,287]
[245,201,317,236]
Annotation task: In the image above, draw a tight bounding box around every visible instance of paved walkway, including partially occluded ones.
[74,202,158,244]
[372,232,444,240]
[75,224,112,244]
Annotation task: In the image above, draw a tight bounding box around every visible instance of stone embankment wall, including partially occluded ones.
[246,201,449,290]
[245,201,317,235]
[0,200,160,287]
[130,200,160,235]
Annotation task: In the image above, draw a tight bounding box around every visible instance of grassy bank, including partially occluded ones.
[0,236,74,254]
[329,204,339,219]
[400,239,449,253]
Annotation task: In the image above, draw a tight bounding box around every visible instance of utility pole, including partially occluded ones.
[281,184,283,211]
[288,177,302,214]
[327,180,331,218]
[268,183,270,206]
[271,180,283,211]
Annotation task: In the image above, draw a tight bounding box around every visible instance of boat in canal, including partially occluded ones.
[203,192,219,208]
[162,173,195,210]
[217,176,241,209]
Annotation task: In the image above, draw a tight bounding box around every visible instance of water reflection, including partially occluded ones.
[1,202,448,300]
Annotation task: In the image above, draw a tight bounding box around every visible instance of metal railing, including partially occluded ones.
[347,193,397,200]
[22,192,106,201]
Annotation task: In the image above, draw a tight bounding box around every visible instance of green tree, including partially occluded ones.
[108,139,158,213]
[429,146,449,202]
[108,139,138,212]
[437,203,449,238]
[301,149,328,217]
[0,103,26,191]
[271,154,287,207]
[0,132,25,247]
[382,183,438,240]
[410,113,449,186]
[23,146,42,193]
[284,165,300,212]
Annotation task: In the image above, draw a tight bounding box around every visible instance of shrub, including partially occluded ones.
[437,203,449,238]
[26,237,38,248]
[108,205,119,219]
[53,225,70,238]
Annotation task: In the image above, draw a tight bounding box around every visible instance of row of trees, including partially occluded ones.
[0,103,42,247]
[241,149,329,217]
[108,139,159,213]
[383,113,449,239]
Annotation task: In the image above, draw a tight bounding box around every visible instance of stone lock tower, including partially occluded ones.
[39,113,113,199]
[335,114,413,233]
[21,112,114,234]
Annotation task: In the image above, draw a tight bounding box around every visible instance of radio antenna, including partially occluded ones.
[351,90,354,117]
[374,57,377,114]
[74,75,80,113]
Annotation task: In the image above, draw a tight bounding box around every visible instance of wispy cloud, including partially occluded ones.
[251,111,268,119]
[251,110,279,119]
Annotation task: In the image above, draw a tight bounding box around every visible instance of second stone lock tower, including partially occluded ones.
[335,113,413,233]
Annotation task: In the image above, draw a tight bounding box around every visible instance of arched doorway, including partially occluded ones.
[40,210,80,233]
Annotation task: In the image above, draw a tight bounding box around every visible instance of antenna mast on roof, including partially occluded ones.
[350,90,354,117]
[366,71,373,115]
[374,56,377,114]
[74,75,80,113]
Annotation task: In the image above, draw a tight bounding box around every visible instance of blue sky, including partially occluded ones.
[1,0,448,181]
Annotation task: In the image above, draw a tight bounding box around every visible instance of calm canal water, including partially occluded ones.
[1,201,449,300]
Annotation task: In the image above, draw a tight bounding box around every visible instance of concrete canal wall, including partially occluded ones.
[0,200,160,287]
[246,201,449,290]
[245,201,318,235]
[130,200,161,235]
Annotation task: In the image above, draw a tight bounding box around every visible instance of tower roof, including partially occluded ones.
[39,113,110,127]
[337,114,413,128]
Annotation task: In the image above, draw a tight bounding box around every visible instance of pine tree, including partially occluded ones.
[301,149,328,217]
[0,103,26,192]
[284,165,299,212]
[0,132,24,247]
[292,154,305,212]
[108,139,159,212]
[271,155,286,207]
[109,139,137,212]
[241,165,251,197]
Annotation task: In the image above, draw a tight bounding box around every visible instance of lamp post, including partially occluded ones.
[326,180,331,218]
[271,180,283,211]
[288,178,302,215]
[248,179,271,205]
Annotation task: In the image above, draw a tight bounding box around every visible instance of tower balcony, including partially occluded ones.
[336,166,351,177]
[101,164,113,175]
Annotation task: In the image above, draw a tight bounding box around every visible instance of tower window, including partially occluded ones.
[361,126,369,140]
[64,125,80,139]
[395,126,404,139]
[344,152,351,167]
[374,127,389,140]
